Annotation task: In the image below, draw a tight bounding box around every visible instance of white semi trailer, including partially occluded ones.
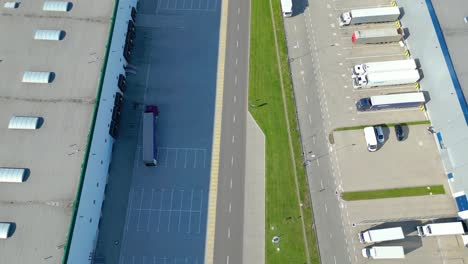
[359,227,404,243]
[339,6,400,26]
[417,222,467,237]
[362,246,405,259]
[352,28,404,44]
[352,59,417,76]
[353,69,420,88]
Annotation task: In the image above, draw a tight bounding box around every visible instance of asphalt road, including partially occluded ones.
[284,1,351,264]
[212,0,251,262]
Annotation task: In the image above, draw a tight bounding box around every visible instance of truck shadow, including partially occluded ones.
[366,220,423,254]
[292,0,308,17]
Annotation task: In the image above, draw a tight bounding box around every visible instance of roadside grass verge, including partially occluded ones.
[249,0,319,263]
[341,185,445,201]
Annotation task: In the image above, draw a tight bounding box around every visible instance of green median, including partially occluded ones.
[249,0,319,262]
[341,185,445,201]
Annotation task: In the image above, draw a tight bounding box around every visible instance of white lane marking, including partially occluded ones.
[235,58,238,65]
[325,204,328,213]
[235,75,238,85]
[334,256,337,264]
[136,188,145,231]
[231,156,234,166]
[330,233,333,239]
[237,7,240,14]
[230,178,233,189]
[308,114,312,124]
[233,115,236,123]
[305,96,309,104]
[232,135,235,143]
[299,58,302,65]
[229,203,232,213]
[236,40,239,47]
[227,227,231,238]
[233,95,236,103]
[320,180,324,189]
[237,24,239,31]
[294,24,297,31]
[345,53,402,60]
[227,255,230,264]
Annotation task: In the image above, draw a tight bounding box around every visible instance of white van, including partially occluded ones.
[364,127,378,152]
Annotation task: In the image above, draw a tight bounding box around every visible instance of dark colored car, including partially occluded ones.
[395,124,405,141]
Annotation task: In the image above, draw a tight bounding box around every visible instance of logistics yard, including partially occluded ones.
[284,0,468,262]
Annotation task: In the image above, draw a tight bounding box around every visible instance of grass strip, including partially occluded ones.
[341,185,445,201]
[334,120,431,132]
[249,0,320,263]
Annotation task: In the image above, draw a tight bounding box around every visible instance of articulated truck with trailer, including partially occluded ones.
[417,222,467,237]
[356,92,426,111]
[362,246,405,259]
[352,28,403,44]
[352,59,417,76]
[339,6,400,26]
[359,227,404,243]
[353,69,420,88]
[142,105,159,166]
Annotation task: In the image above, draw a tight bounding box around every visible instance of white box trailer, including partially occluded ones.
[356,92,426,111]
[417,222,466,237]
[280,0,292,17]
[352,28,403,44]
[339,6,400,26]
[352,59,417,76]
[359,227,404,243]
[353,69,420,88]
[362,246,405,259]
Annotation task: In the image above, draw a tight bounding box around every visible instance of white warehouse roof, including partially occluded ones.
[43,1,71,12]
[22,71,52,84]
[8,116,40,130]
[0,168,26,183]
[34,30,64,41]
[0,223,11,239]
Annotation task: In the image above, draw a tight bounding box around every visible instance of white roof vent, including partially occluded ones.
[8,116,41,130]
[43,1,71,12]
[0,168,26,183]
[22,71,53,83]
[0,223,11,239]
[34,30,64,41]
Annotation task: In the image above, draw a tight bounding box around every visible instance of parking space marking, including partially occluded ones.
[345,53,403,60]
[156,0,218,12]
[125,188,205,234]
[156,147,207,169]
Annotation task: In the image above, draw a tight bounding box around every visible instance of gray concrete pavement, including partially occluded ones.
[212,0,251,262]
[284,4,351,263]
[242,114,265,264]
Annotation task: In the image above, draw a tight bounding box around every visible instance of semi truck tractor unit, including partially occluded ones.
[339,6,400,26]
[359,227,405,243]
[352,59,417,76]
[417,222,467,237]
[356,92,426,111]
[352,28,404,44]
[353,69,420,88]
[362,246,405,259]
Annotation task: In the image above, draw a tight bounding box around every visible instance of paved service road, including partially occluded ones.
[212,0,251,262]
[284,1,351,263]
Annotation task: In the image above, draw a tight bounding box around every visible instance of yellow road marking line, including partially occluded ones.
[204,0,229,262]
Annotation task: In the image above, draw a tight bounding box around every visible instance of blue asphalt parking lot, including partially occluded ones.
[95,0,221,262]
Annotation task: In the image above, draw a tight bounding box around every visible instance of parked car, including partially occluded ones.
[374,126,384,143]
[394,124,405,141]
